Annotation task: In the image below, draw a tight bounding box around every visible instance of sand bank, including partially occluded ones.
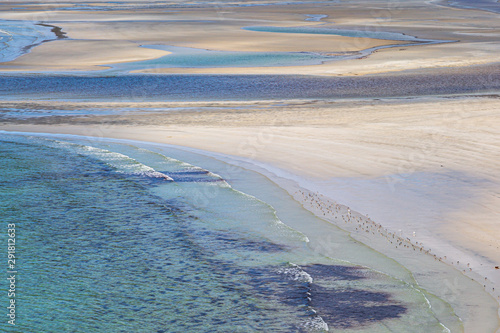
[2,40,170,71]
[1,1,500,74]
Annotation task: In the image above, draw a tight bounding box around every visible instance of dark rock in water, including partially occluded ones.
[303,264,367,281]
[160,169,224,182]
[244,262,407,329]
[215,235,288,253]
[271,264,408,329]
[37,23,68,39]
[309,284,406,329]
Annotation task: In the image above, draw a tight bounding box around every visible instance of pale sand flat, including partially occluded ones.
[2,40,170,71]
[2,1,500,73]
[130,42,500,75]
[60,21,400,53]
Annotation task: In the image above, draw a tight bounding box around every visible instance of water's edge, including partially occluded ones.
[2,130,499,332]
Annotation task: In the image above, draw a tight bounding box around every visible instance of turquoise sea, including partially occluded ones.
[0,132,461,332]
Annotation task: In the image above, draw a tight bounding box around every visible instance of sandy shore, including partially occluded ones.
[2,0,500,74]
[1,95,499,331]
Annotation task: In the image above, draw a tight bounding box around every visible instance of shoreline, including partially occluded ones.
[0,19,59,63]
[2,0,500,75]
[1,128,499,332]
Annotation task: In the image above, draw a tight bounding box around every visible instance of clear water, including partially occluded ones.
[0,107,123,119]
[0,132,459,332]
[108,25,443,72]
[0,20,56,63]
[304,14,328,22]
[107,25,450,72]
[445,0,500,14]
[110,45,333,70]
[0,105,249,120]
[242,26,427,42]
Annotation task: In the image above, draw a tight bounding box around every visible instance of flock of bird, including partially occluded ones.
[294,189,499,300]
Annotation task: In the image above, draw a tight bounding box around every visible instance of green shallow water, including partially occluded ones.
[111,45,333,70]
[242,26,424,41]
[107,25,450,72]
[0,133,459,332]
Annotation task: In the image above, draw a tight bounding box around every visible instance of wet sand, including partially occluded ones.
[1,0,500,74]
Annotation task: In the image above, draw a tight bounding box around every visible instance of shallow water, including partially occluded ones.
[0,20,56,63]
[0,132,462,332]
[441,0,500,13]
[110,26,448,72]
[0,73,498,101]
[243,26,430,42]
[304,14,328,22]
[0,105,251,120]
[111,45,334,70]
[53,0,334,11]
